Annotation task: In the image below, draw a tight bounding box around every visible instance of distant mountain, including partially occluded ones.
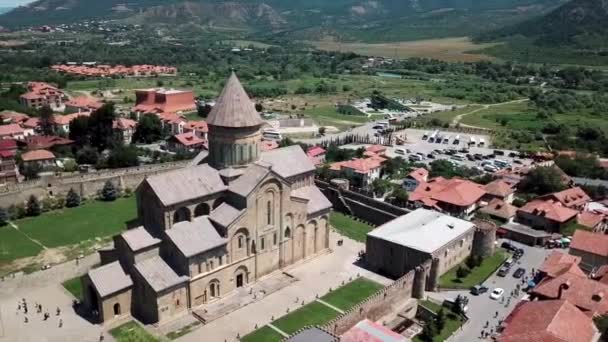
[0,0,565,41]
[479,0,608,48]
[0,7,12,14]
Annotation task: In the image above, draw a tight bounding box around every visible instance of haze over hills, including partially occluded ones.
[0,0,566,42]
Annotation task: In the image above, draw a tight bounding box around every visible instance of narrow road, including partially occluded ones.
[451,99,530,129]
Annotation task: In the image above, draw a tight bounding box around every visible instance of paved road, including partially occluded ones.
[427,239,552,342]
[451,99,530,128]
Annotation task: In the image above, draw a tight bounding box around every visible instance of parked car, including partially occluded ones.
[490,288,505,300]
[501,241,517,252]
[395,148,406,155]
[484,165,499,172]
[508,152,517,158]
[466,154,475,161]
[513,159,523,164]
[474,153,483,160]
[470,285,489,295]
[427,153,436,159]
[513,268,526,279]
[497,267,510,277]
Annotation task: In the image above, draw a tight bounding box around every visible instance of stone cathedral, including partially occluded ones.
[81,73,332,325]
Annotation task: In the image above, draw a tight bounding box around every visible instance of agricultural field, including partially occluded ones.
[311,37,498,62]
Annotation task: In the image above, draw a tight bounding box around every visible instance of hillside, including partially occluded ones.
[0,0,565,41]
[0,8,12,15]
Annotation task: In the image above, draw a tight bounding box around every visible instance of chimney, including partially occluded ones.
[557,281,570,299]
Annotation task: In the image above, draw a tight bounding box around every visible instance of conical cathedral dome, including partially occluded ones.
[206,72,263,128]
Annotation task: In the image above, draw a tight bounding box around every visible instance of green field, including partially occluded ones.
[62,276,84,300]
[110,321,159,342]
[413,311,465,342]
[240,326,284,342]
[0,226,43,262]
[320,277,383,311]
[329,212,375,242]
[439,251,508,289]
[15,197,136,248]
[273,301,339,335]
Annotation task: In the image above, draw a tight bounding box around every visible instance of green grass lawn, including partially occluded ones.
[0,226,43,262]
[320,277,383,311]
[414,312,465,342]
[62,276,83,300]
[439,251,508,289]
[240,325,284,342]
[273,301,339,335]
[110,321,159,342]
[419,299,442,313]
[16,197,136,248]
[329,212,375,242]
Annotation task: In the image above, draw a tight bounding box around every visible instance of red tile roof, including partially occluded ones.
[306,146,326,158]
[170,132,206,147]
[484,179,514,198]
[65,96,103,110]
[52,112,90,125]
[341,319,406,342]
[577,211,605,229]
[0,111,30,124]
[184,120,208,133]
[570,230,608,257]
[23,135,73,150]
[0,124,24,137]
[330,157,384,174]
[498,300,597,342]
[365,144,387,154]
[479,198,518,220]
[539,251,585,278]
[408,167,429,183]
[0,139,17,151]
[410,177,486,207]
[22,117,40,129]
[22,149,55,162]
[261,140,279,151]
[532,272,608,316]
[543,187,591,209]
[113,118,137,130]
[518,199,578,223]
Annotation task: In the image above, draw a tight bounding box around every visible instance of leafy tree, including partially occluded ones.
[26,195,41,217]
[371,178,392,196]
[419,318,438,342]
[66,188,81,208]
[456,266,470,278]
[436,309,447,331]
[133,115,164,144]
[69,116,90,146]
[39,105,54,136]
[89,103,118,151]
[197,104,212,118]
[0,207,8,226]
[21,163,42,180]
[518,166,567,195]
[107,145,140,169]
[318,126,326,136]
[278,137,296,148]
[62,159,78,172]
[391,187,409,206]
[466,255,483,269]
[101,181,118,202]
[383,157,410,179]
[76,146,99,165]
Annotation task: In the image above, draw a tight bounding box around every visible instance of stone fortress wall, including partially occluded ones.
[0,161,189,207]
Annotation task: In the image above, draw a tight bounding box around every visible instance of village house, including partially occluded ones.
[497,300,600,342]
[306,146,326,166]
[0,110,30,125]
[158,113,187,135]
[516,199,578,233]
[329,156,385,188]
[64,96,103,113]
[51,64,177,77]
[80,72,332,325]
[131,89,196,118]
[19,82,65,110]
[183,121,209,140]
[22,117,41,132]
[167,132,207,153]
[482,179,515,203]
[540,187,591,210]
[52,112,91,134]
[20,135,73,151]
[538,250,585,280]
[409,177,486,219]
[569,230,608,272]
[0,123,30,140]
[479,198,517,223]
[21,149,56,169]
[113,118,138,145]
[402,167,429,192]
[577,211,607,232]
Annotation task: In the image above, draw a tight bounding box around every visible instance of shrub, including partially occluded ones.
[54,196,66,209]
[66,188,81,208]
[466,255,483,269]
[436,308,446,331]
[0,207,8,226]
[41,197,54,213]
[26,195,41,217]
[101,181,118,202]
[456,266,470,278]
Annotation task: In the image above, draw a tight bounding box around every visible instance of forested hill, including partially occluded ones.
[478,0,608,48]
[0,0,564,36]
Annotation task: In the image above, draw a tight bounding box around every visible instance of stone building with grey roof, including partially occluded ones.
[81,72,332,325]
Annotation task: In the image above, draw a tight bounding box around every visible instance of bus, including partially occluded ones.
[478,138,485,147]
[494,159,511,168]
[443,135,451,144]
[428,130,439,143]
[469,136,476,146]
[453,135,460,145]
[422,131,430,140]
[262,130,282,141]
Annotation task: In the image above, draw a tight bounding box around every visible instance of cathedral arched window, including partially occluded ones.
[266,200,272,225]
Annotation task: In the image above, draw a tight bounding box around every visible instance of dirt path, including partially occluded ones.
[9,222,47,250]
[451,99,530,128]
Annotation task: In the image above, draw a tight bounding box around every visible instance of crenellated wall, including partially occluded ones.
[0,161,189,207]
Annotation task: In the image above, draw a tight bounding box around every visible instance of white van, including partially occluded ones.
[262,131,282,141]
[451,154,465,161]
[409,154,423,162]
[394,148,406,155]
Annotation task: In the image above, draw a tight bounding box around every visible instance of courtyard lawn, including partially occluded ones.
[240,325,284,342]
[110,321,159,342]
[439,250,508,289]
[320,277,383,311]
[0,226,43,262]
[16,197,137,248]
[62,276,83,300]
[419,299,442,313]
[413,311,465,342]
[273,301,339,335]
[329,212,375,242]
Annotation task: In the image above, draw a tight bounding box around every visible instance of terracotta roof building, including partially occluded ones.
[183,120,209,140]
[330,157,384,187]
[132,88,196,116]
[498,300,599,342]
[19,81,65,110]
[52,112,91,133]
[516,199,578,233]
[0,123,27,140]
[541,187,591,210]
[483,179,515,203]
[577,211,607,232]
[341,319,407,342]
[21,135,73,150]
[569,230,608,271]
[402,167,429,192]
[113,118,138,144]
[539,251,585,279]
[167,132,207,152]
[306,146,326,166]
[479,198,517,222]
[21,149,56,169]
[0,110,30,124]
[409,177,486,218]
[65,96,103,113]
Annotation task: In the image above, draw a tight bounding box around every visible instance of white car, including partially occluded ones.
[394,148,406,155]
[490,288,504,300]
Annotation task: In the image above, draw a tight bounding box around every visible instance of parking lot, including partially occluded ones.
[428,240,553,341]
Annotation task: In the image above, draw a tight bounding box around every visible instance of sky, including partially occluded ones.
[0,0,31,7]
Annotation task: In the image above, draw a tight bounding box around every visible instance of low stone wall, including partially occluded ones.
[316,180,410,226]
[321,270,417,336]
[0,161,188,207]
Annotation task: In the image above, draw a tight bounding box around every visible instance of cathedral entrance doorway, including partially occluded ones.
[236,274,244,288]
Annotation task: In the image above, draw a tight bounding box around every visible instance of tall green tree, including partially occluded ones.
[107,145,140,169]
[65,188,81,208]
[133,115,164,144]
[0,207,8,226]
[26,195,41,217]
[69,116,90,146]
[89,103,118,151]
[518,166,568,195]
[101,181,118,202]
[39,105,54,136]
